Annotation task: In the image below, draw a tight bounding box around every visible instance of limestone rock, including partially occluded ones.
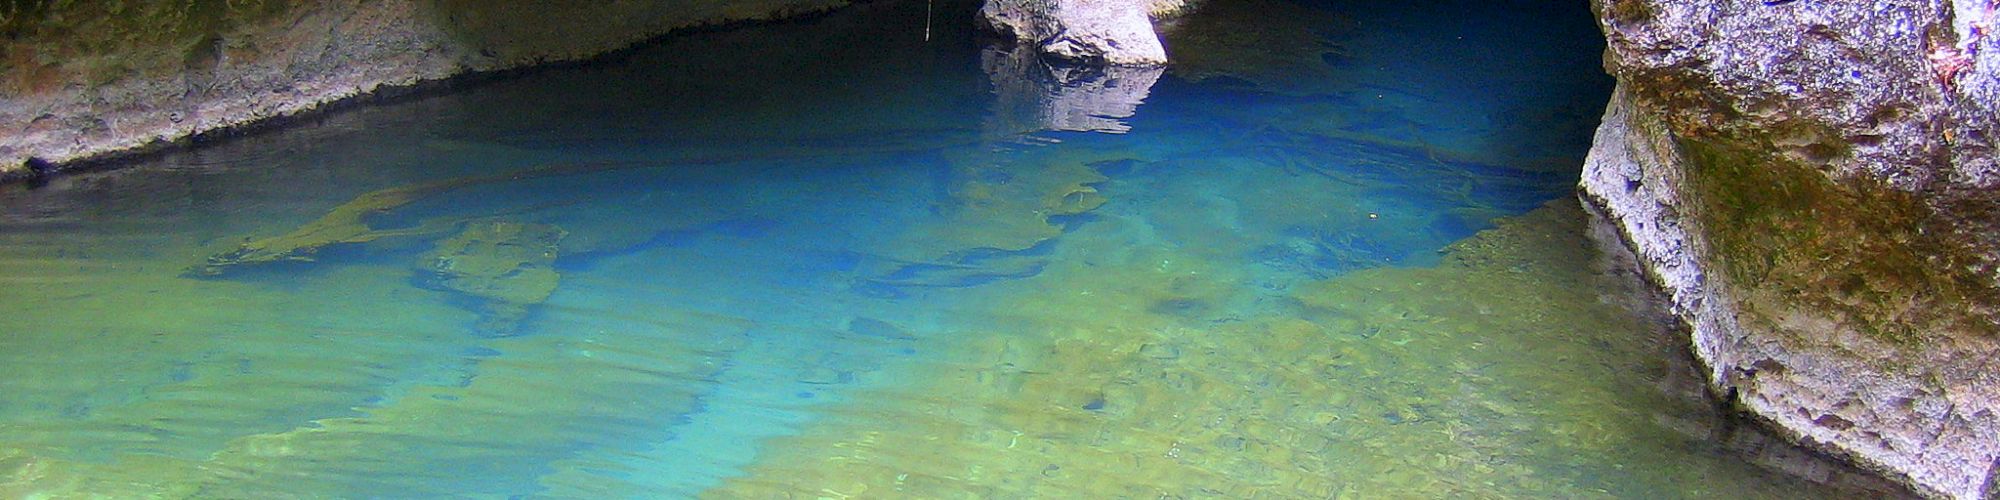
[977,0,1184,66]
[0,0,850,178]
[1583,0,2000,497]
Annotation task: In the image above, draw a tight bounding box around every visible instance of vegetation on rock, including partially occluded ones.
[1680,139,1999,348]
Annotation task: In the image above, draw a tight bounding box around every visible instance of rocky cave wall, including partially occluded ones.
[0,0,849,179]
[1581,0,2000,498]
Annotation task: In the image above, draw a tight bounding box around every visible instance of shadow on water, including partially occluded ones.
[0,0,1912,497]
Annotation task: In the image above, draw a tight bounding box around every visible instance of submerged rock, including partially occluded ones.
[1582,0,2000,497]
[194,161,652,276]
[978,0,1187,66]
[418,220,565,336]
[857,149,1112,294]
[707,199,1879,498]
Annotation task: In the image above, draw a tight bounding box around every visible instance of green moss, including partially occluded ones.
[2,0,290,77]
[2,0,283,36]
[1679,139,1999,346]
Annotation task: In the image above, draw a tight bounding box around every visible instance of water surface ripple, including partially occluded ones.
[1,0,1847,498]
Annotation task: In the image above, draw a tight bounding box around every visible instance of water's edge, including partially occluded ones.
[0,0,856,183]
[1577,192,1917,498]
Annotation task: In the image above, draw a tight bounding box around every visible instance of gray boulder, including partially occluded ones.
[978,0,1188,66]
[1582,0,2000,498]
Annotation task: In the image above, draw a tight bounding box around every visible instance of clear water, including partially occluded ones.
[1,0,1847,498]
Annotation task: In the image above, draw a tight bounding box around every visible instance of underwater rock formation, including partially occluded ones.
[0,0,848,179]
[977,0,1187,66]
[418,221,565,336]
[1582,0,2000,498]
[195,161,653,275]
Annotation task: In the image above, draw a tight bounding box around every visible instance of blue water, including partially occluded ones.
[0,0,1861,497]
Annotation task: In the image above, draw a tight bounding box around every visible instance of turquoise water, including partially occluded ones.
[1,0,1864,498]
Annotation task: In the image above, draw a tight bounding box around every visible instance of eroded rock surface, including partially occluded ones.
[1583,1,2000,497]
[977,0,1187,66]
[0,0,848,178]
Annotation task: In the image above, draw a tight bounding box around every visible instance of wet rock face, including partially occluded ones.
[977,0,1187,66]
[0,0,848,178]
[1584,0,2000,498]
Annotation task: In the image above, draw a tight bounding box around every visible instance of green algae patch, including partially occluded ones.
[0,254,491,497]
[898,153,1109,257]
[419,221,566,336]
[1160,0,1353,95]
[0,245,738,497]
[1679,140,2000,346]
[196,161,657,275]
[860,148,1118,291]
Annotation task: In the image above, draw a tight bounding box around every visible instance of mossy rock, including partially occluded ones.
[2,0,292,82]
[1679,138,2000,347]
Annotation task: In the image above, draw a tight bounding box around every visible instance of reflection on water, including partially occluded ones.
[983,42,1164,134]
[0,0,1890,498]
